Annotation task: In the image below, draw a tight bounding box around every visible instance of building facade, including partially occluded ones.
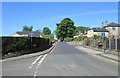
[12,31,43,37]
[86,28,109,37]
[104,22,120,38]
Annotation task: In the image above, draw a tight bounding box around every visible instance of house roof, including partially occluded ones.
[92,28,109,32]
[16,31,43,37]
[105,22,120,27]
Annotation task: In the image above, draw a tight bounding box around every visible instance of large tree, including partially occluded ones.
[22,26,33,31]
[56,18,76,40]
[43,27,51,35]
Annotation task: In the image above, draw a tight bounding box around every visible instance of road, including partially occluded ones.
[2,42,118,77]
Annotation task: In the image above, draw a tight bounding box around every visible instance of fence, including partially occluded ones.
[83,37,120,52]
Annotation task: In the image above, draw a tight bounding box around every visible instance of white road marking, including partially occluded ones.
[36,54,48,68]
[29,55,42,69]
[33,54,48,78]
[49,44,57,53]
[33,71,37,78]
[33,44,57,78]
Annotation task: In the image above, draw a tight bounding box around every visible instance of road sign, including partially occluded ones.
[28,33,35,37]
[101,32,106,37]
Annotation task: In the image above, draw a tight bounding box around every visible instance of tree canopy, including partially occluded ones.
[75,26,90,35]
[42,34,54,40]
[56,18,76,40]
[22,26,33,31]
[43,27,51,35]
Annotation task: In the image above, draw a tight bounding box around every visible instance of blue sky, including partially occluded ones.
[2,2,118,36]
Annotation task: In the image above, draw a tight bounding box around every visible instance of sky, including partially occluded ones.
[2,2,118,36]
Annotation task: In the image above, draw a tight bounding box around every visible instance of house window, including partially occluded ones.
[112,27,116,30]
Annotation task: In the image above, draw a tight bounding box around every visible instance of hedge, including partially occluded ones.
[2,36,49,57]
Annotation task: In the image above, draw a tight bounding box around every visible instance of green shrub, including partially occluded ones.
[2,36,49,56]
[74,35,85,41]
[65,38,74,42]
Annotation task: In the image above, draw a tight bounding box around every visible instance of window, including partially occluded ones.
[112,27,116,30]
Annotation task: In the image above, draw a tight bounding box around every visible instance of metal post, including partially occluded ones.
[103,37,106,53]
[116,38,117,51]
[28,33,34,52]
[109,38,111,50]
[49,25,51,45]
[31,37,32,52]
[49,35,50,45]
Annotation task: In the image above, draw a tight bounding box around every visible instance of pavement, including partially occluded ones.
[68,42,119,63]
[1,42,118,77]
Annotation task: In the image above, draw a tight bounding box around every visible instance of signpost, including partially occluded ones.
[28,33,35,52]
[101,32,106,52]
[101,32,106,37]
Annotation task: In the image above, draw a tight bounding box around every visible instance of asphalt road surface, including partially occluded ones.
[2,42,118,77]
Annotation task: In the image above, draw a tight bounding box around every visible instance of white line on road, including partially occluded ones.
[33,44,56,78]
[29,55,42,69]
[30,44,56,69]
[49,44,57,53]
[36,54,48,68]
[33,54,48,78]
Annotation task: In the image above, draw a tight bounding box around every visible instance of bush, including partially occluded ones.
[65,38,73,42]
[42,34,54,41]
[74,35,85,41]
[2,36,49,56]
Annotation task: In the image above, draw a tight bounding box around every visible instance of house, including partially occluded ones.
[86,28,109,37]
[73,35,80,38]
[12,31,43,37]
[103,22,120,38]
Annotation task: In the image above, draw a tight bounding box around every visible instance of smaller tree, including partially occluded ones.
[75,26,89,35]
[22,26,33,31]
[43,27,51,35]
[93,35,102,40]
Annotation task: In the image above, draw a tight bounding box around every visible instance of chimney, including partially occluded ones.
[105,20,108,26]
[102,22,104,28]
